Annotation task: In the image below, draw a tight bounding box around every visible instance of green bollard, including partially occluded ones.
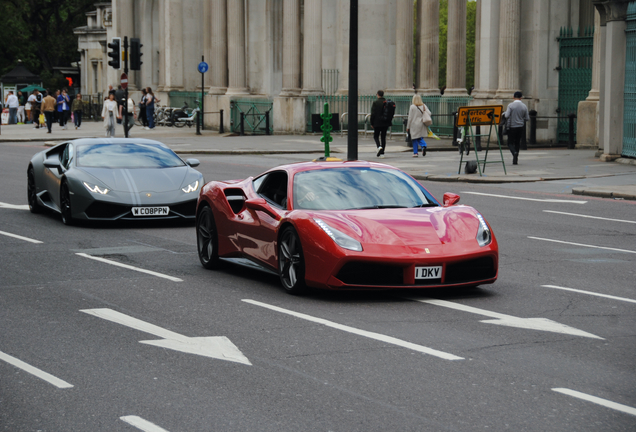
[320,102,333,157]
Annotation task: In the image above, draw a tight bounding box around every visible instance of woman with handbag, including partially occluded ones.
[406,94,432,157]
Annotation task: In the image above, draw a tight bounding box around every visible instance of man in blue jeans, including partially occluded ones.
[504,91,530,165]
[5,91,19,124]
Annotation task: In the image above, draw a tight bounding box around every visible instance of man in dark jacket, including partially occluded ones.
[370,90,390,158]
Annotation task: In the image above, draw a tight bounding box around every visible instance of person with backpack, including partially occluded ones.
[370,90,395,158]
[406,94,431,157]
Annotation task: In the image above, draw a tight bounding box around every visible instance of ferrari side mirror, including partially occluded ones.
[443,193,460,207]
[245,198,279,219]
[186,158,200,167]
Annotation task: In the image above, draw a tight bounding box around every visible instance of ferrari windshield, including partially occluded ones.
[293,167,439,210]
[76,143,186,168]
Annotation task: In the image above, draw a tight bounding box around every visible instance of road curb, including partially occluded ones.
[572,186,636,200]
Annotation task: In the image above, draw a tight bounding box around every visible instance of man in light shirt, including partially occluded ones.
[5,91,19,124]
[504,91,530,165]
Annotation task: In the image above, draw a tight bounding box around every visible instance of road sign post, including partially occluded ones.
[122,36,129,138]
[198,58,208,135]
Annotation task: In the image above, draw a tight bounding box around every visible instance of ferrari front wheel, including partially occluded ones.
[197,206,221,269]
[60,181,73,225]
[278,226,307,295]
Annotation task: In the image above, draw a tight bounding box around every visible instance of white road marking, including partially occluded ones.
[552,388,636,417]
[541,285,636,304]
[410,298,603,339]
[0,202,29,210]
[0,229,43,244]
[543,210,636,224]
[0,350,73,389]
[242,299,464,360]
[460,191,587,204]
[528,236,636,255]
[75,253,183,282]
[81,308,251,365]
[120,416,171,432]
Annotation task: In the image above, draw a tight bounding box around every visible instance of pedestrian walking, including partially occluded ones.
[102,93,119,137]
[41,90,57,133]
[17,91,26,123]
[5,91,19,124]
[28,90,42,128]
[71,94,83,129]
[370,90,394,158]
[144,87,158,130]
[504,91,530,165]
[138,88,148,127]
[57,88,70,129]
[406,94,431,157]
[119,96,136,134]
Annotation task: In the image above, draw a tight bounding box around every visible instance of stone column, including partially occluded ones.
[112,0,137,90]
[494,0,521,99]
[445,0,468,96]
[280,0,301,96]
[417,0,439,95]
[390,0,413,94]
[301,0,324,96]
[472,0,500,100]
[336,0,349,94]
[210,0,228,94]
[161,0,184,91]
[226,0,249,95]
[588,10,602,102]
[576,8,602,148]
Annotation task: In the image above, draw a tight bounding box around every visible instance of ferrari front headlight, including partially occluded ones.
[476,213,492,247]
[182,180,199,193]
[314,218,363,252]
[83,181,109,195]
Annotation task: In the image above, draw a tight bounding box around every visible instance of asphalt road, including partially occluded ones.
[1,142,635,431]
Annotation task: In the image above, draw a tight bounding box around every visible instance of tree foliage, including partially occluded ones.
[0,0,96,89]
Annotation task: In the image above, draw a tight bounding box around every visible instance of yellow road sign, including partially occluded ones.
[456,105,503,127]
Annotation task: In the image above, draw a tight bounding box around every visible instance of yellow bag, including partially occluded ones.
[39,114,45,125]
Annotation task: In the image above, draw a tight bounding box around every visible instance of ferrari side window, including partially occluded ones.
[257,171,288,209]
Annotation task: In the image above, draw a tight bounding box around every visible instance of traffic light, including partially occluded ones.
[107,37,121,69]
[130,38,143,70]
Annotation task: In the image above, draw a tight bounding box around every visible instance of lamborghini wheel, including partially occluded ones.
[60,181,73,225]
[197,206,221,269]
[278,226,307,295]
[27,167,41,214]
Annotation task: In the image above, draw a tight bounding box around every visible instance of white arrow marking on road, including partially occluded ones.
[0,202,29,210]
[80,308,251,365]
[120,416,171,432]
[552,388,636,417]
[410,298,603,339]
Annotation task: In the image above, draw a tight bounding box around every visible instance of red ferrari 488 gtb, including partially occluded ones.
[196,161,498,294]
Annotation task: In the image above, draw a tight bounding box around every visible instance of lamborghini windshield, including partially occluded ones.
[293,167,439,210]
[76,143,186,169]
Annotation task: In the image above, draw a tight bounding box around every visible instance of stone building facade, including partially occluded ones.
[74,0,634,157]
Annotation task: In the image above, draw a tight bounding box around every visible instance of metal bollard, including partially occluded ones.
[568,113,576,149]
[219,109,224,134]
[240,112,245,136]
[265,110,270,135]
[529,110,537,145]
[452,112,459,146]
[196,108,201,136]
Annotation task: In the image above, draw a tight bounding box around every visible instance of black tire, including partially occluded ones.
[60,181,73,225]
[197,206,222,269]
[27,167,42,214]
[278,226,307,295]
[172,109,187,128]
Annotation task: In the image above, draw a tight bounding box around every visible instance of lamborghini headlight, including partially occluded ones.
[83,181,109,195]
[182,180,199,193]
[314,218,363,252]
[476,213,492,247]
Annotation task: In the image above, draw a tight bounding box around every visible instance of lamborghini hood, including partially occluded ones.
[79,167,193,193]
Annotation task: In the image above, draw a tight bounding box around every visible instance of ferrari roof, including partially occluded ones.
[274,160,400,174]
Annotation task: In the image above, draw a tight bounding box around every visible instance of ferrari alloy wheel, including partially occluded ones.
[278,227,307,295]
[197,206,221,269]
[60,181,74,225]
[27,167,41,214]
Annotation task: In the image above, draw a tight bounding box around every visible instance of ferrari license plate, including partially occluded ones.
[132,206,170,216]
[415,266,442,279]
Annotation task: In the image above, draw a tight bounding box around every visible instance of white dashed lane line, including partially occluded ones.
[543,210,636,224]
[75,253,183,282]
[0,229,43,244]
[459,191,587,204]
[120,416,171,432]
[541,285,636,304]
[528,237,636,254]
[552,388,636,417]
[0,350,73,389]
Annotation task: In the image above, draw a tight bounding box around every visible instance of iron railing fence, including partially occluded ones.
[81,94,103,121]
[169,91,207,111]
[230,98,273,135]
[623,2,636,158]
[306,95,472,136]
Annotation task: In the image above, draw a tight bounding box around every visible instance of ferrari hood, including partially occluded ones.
[312,206,481,246]
[79,167,194,193]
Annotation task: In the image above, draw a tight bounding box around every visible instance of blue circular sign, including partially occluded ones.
[198,62,209,74]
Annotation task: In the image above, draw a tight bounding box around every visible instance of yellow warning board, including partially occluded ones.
[456,105,503,127]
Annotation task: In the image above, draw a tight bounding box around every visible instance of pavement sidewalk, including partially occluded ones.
[2,120,635,199]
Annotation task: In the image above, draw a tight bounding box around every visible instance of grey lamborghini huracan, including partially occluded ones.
[27,138,203,225]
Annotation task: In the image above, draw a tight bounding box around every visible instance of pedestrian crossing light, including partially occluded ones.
[130,38,143,70]
[108,37,121,69]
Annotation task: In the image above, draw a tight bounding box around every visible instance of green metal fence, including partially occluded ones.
[305,94,471,136]
[168,91,206,110]
[623,2,636,158]
[230,98,273,134]
[557,26,594,143]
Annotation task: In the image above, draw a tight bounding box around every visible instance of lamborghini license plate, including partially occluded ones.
[415,266,442,279]
[132,206,170,216]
